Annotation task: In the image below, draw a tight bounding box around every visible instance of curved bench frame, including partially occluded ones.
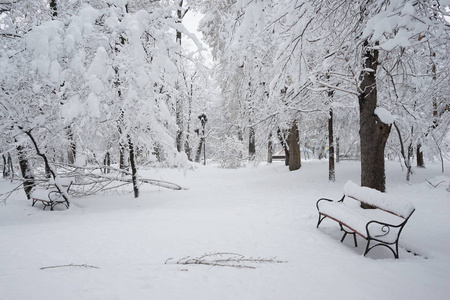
[316,195,415,259]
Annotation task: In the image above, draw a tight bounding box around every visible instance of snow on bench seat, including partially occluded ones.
[343,181,415,218]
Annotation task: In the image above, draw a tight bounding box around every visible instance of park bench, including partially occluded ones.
[316,181,415,259]
[30,177,73,211]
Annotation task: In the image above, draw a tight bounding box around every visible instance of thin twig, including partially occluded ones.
[40,263,99,270]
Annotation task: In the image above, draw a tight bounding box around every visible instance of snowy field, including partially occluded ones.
[1,160,449,300]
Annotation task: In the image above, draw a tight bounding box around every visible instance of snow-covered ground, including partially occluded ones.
[1,160,449,300]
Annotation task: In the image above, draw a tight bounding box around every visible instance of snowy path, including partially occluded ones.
[0,161,449,299]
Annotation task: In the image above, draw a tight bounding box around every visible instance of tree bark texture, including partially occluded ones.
[128,136,139,198]
[17,145,34,199]
[277,128,289,166]
[358,41,391,200]
[288,120,301,171]
[416,144,425,168]
[248,126,256,161]
[328,108,335,182]
[175,0,184,153]
[267,133,273,163]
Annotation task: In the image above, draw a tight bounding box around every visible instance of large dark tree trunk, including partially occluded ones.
[328,108,335,182]
[416,144,425,168]
[288,120,301,171]
[17,145,34,199]
[358,40,391,207]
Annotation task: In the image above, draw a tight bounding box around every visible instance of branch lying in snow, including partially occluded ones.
[52,163,186,196]
[425,179,446,188]
[165,252,286,269]
[40,263,99,270]
[0,183,23,204]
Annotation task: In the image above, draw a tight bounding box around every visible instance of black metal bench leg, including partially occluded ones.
[353,233,358,247]
[391,242,399,259]
[317,214,327,228]
[340,232,347,243]
[364,240,371,256]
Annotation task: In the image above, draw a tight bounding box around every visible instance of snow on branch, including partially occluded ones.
[50,163,186,197]
[375,107,395,125]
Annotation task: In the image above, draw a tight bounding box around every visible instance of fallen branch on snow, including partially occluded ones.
[40,263,99,270]
[425,179,446,188]
[165,252,286,269]
[50,163,186,197]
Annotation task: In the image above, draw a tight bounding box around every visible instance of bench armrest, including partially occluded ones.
[48,190,63,202]
[316,195,345,211]
[365,219,406,244]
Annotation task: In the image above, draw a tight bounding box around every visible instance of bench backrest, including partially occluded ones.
[343,180,415,219]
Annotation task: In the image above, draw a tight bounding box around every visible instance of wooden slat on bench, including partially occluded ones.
[320,213,367,239]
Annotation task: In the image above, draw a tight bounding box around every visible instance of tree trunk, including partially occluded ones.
[17,145,34,199]
[103,152,111,174]
[416,144,425,168]
[195,114,207,164]
[336,137,340,163]
[49,0,57,18]
[2,154,8,178]
[267,133,273,163]
[248,126,256,161]
[288,120,301,171]
[128,136,139,198]
[358,40,391,208]
[195,138,204,163]
[119,142,127,171]
[393,122,412,181]
[67,127,76,165]
[277,128,290,166]
[328,108,335,182]
[175,0,185,153]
